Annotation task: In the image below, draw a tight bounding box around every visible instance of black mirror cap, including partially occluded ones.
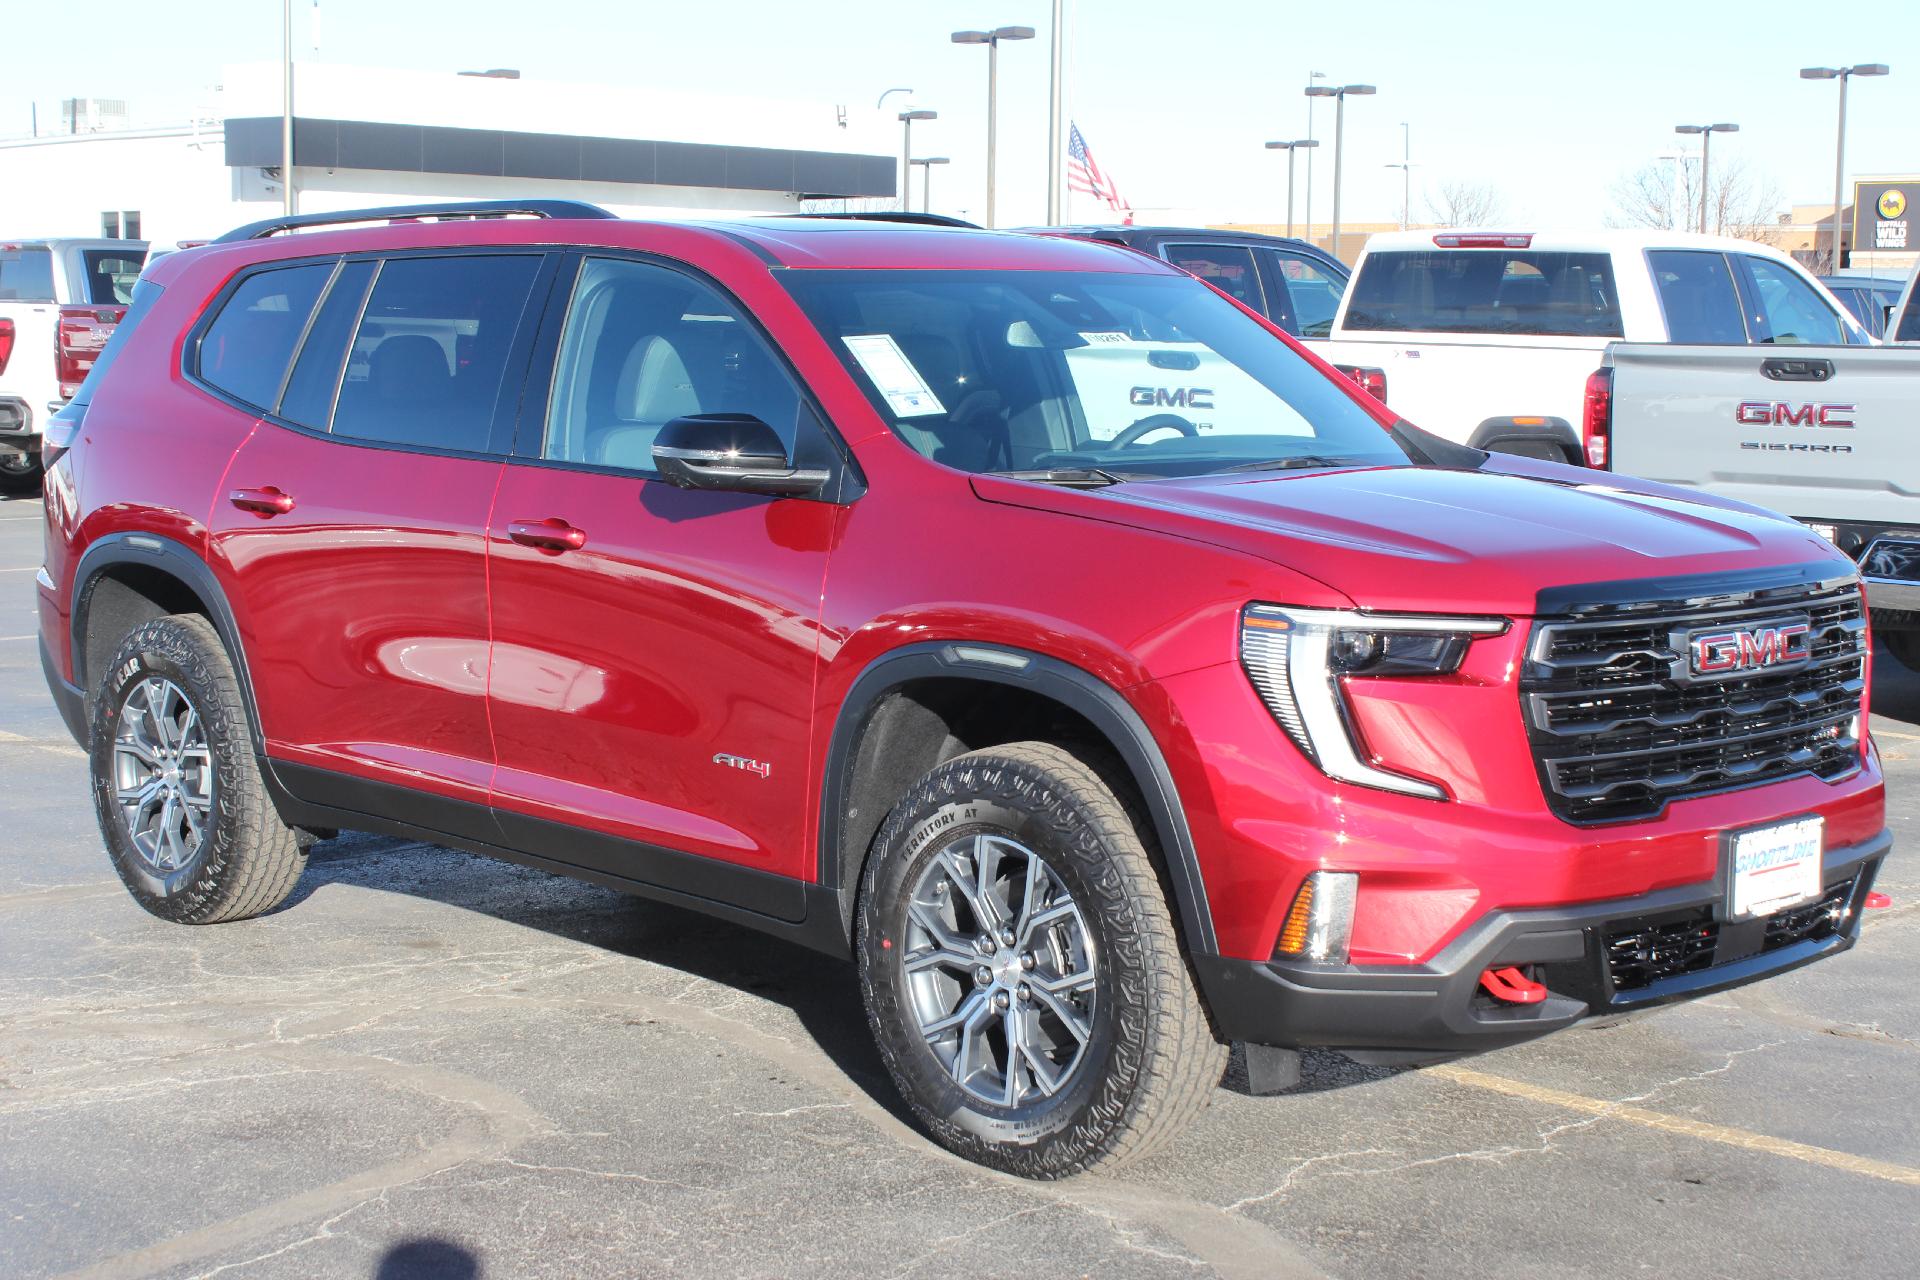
[652,414,829,498]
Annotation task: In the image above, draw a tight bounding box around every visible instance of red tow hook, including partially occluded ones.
[1865,891,1892,909]
[1479,966,1548,1005]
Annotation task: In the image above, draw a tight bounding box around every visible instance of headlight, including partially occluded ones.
[1240,604,1508,799]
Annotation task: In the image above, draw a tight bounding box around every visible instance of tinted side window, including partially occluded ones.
[278,260,376,428]
[332,255,541,452]
[197,264,333,410]
[1898,288,1920,344]
[0,247,56,301]
[1162,244,1266,314]
[1648,250,1747,344]
[1739,257,1844,345]
[543,257,800,474]
[1263,249,1345,338]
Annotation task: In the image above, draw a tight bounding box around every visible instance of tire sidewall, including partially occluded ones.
[89,621,242,919]
[859,755,1153,1173]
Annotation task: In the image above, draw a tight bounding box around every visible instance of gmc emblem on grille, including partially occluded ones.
[1681,619,1812,679]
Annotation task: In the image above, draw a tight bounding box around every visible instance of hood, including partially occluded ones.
[971,457,1848,616]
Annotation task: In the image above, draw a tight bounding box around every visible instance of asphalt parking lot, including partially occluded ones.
[1,487,1915,1280]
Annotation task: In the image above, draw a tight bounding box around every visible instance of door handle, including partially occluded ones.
[1761,358,1834,382]
[229,486,295,517]
[507,517,588,553]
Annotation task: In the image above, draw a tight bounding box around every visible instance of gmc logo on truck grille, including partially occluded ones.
[1679,619,1812,679]
[1735,401,1855,427]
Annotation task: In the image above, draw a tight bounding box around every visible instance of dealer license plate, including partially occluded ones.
[1728,816,1824,921]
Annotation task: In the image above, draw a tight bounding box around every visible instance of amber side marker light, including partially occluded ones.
[1272,871,1358,964]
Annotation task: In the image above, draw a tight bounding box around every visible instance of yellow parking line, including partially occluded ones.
[1872,728,1920,742]
[0,728,86,760]
[1431,1064,1920,1187]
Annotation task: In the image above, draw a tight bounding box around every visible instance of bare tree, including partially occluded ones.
[1608,156,1785,245]
[1424,180,1508,227]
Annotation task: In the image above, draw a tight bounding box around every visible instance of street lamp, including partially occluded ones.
[898,108,937,213]
[1674,122,1739,234]
[1383,122,1413,230]
[1306,83,1375,260]
[952,25,1035,227]
[1264,140,1318,238]
[911,156,951,214]
[1303,70,1326,240]
[1800,63,1890,271]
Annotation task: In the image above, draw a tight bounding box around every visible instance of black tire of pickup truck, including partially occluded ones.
[857,742,1225,1178]
[1883,631,1920,674]
[0,453,43,493]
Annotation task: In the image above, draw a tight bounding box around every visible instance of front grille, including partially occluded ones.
[1603,877,1855,994]
[1522,574,1866,823]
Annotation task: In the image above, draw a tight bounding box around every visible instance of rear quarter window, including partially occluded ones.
[195,263,334,411]
[1343,249,1623,337]
[81,250,147,305]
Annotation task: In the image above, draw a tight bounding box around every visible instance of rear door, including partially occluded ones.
[1158,243,1270,320]
[1606,343,1920,526]
[205,250,554,831]
[1256,248,1345,337]
[1730,255,1852,346]
[483,253,838,906]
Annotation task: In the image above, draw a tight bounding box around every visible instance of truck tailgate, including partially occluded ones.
[1316,335,1605,451]
[1606,343,1920,526]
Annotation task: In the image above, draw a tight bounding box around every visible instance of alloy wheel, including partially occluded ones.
[111,676,214,874]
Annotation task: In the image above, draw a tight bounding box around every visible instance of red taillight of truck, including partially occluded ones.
[54,305,124,401]
[1581,367,1613,469]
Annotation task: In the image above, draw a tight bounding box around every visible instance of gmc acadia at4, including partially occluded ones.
[36,202,1888,1177]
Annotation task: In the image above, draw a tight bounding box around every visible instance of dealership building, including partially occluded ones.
[0,63,900,248]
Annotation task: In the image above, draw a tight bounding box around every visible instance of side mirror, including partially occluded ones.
[1885,303,1899,331]
[652,414,829,498]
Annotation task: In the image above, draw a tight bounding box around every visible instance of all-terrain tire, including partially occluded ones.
[90,614,306,923]
[857,741,1225,1178]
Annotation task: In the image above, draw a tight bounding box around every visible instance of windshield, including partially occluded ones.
[778,268,1411,479]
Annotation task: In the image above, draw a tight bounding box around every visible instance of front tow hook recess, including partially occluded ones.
[1479,965,1548,1005]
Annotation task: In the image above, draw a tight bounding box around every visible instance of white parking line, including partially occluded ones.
[0,729,86,760]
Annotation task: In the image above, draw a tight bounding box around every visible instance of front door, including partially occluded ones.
[485,255,840,909]
[207,250,551,829]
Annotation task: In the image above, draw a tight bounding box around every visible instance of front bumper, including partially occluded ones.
[1197,828,1888,1056]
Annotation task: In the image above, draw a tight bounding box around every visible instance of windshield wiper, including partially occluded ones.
[989,467,1142,488]
[1213,454,1373,474]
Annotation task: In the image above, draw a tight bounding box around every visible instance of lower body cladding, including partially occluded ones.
[1195,830,1888,1061]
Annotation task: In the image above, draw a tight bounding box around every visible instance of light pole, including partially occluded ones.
[1383,122,1412,230]
[1047,0,1067,222]
[911,156,950,213]
[952,25,1035,227]
[1801,63,1890,271]
[1264,140,1318,238]
[1303,70,1325,242]
[1674,122,1739,233]
[1307,83,1375,260]
[898,109,937,213]
[281,0,295,216]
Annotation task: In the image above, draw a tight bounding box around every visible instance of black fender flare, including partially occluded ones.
[68,532,266,753]
[817,641,1219,958]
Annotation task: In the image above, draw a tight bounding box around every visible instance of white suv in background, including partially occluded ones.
[0,238,147,488]
[1315,230,1870,463]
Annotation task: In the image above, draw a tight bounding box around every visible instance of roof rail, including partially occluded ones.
[211,200,616,245]
[775,212,983,230]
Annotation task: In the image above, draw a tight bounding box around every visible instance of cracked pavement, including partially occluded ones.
[1,492,1916,1278]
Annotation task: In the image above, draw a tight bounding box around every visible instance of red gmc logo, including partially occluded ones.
[1688,622,1811,676]
[1735,401,1855,427]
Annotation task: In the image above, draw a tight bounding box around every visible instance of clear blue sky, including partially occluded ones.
[4,1,1913,227]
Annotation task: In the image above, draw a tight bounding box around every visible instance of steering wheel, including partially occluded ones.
[1109,413,1199,449]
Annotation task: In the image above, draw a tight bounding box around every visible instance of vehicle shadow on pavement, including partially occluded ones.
[292,835,919,1125]
[375,1237,479,1279]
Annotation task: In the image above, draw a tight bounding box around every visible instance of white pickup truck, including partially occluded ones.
[1594,341,1920,670]
[1315,229,1872,464]
[0,238,147,488]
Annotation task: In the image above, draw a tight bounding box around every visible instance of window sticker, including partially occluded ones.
[1077,331,1134,345]
[842,334,946,417]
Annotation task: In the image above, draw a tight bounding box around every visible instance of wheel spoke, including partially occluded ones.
[1001,1007,1027,1106]
[920,988,990,1040]
[935,847,991,931]
[1019,1038,1065,1098]
[157,793,183,869]
[1029,981,1093,1044]
[1020,901,1076,948]
[903,942,978,975]
[116,777,163,809]
[971,834,1009,930]
[1014,852,1048,941]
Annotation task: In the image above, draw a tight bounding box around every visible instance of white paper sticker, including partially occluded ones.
[842,334,946,418]
[1078,331,1134,345]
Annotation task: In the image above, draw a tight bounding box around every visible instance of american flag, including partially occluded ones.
[1067,123,1127,212]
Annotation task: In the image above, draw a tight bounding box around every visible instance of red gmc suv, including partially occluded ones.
[36,202,1888,1178]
